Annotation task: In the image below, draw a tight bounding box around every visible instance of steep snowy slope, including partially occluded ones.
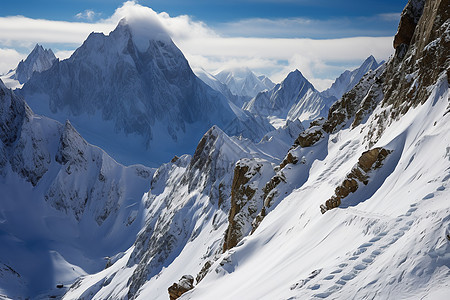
[0,44,56,89]
[62,0,449,298]
[61,124,297,299]
[181,0,450,297]
[215,67,275,99]
[20,19,273,167]
[244,70,335,126]
[0,79,154,299]
[321,55,382,101]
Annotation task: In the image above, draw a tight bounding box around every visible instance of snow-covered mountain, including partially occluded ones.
[214,67,275,99]
[0,79,154,298]
[193,68,249,108]
[321,55,382,101]
[0,44,56,89]
[244,69,335,126]
[19,19,273,167]
[60,0,450,299]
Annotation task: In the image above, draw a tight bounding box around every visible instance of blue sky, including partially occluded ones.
[1,0,406,37]
[0,0,407,90]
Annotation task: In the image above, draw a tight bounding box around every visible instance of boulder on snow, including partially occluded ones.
[168,275,194,300]
[321,147,392,214]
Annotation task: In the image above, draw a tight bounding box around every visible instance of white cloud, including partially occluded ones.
[75,9,99,21]
[0,1,396,90]
[0,48,26,75]
[54,50,75,60]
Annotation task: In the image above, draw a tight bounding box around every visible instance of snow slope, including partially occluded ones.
[185,72,450,300]
[61,124,295,299]
[62,0,449,298]
[0,79,154,299]
[19,19,273,167]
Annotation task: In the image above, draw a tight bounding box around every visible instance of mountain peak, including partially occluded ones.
[115,16,171,52]
[13,44,56,84]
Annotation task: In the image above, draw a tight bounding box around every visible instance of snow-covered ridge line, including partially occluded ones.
[0,79,154,298]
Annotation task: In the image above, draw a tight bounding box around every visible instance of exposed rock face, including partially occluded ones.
[322,56,381,101]
[223,158,274,252]
[364,0,449,145]
[322,66,385,135]
[168,275,194,300]
[393,0,426,55]
[321,148,391,214]
[0,80,49,186]
[294,119,326,148]
[279,152,298,170]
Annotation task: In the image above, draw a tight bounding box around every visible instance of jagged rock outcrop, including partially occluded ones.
[322,56,382,101]
[294,118,326,148]
[223,158,274,252]
[393,0,426,57]
[168,275,194,300]
[0,79,50,185]
[14,44,57,84]
[322,65,385,135]
[321,148,391,214]
[124,126,279,298]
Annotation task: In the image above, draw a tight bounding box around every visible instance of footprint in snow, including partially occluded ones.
[436,185,445,191]
[362,257,374,263]
[324,275,334,280]
[369,236,382,243]
[331,269,343,274]
[423,193,435,200]
[340,273,356,281]
[354,264,367,270]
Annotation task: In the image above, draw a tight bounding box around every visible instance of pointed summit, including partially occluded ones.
[321,55,381,100]
[244,69,331,126]
[10,44,56,85]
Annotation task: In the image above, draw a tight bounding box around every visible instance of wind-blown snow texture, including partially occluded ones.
[20,20,273,167]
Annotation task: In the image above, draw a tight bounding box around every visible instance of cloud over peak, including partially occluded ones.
[0,1,396,90]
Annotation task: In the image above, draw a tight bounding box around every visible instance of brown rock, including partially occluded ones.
[279,152,298,170]
[168,275,194,300]
[223,161,259,252]
[321,147,391,214]
[295,128,323,148]
[358,148,390,172]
